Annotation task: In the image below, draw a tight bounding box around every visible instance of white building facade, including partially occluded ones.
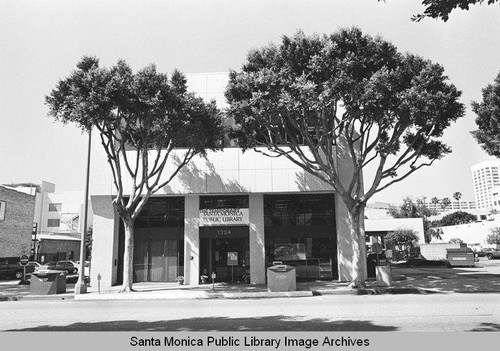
[471,160,500,209]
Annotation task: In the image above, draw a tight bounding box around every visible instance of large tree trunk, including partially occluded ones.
[119,217,135,293]
[347,207,368,288]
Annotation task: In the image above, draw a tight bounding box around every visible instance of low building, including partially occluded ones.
[37,233,82,263]
[1,181,92,262]
[0,186,35,258]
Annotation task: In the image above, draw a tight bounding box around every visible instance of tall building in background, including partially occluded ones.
[471,161,500,209]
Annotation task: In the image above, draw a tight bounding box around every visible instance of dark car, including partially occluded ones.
[483,248,500,260]
[0,257,35,279]
[40,260,78,275]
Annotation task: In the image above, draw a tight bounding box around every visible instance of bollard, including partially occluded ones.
[97,273,101,294]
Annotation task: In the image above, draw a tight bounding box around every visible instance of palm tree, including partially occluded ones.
[453,191,462,210]
[441,197,452,211]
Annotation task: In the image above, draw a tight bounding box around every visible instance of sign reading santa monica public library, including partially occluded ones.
[199,208,249,226]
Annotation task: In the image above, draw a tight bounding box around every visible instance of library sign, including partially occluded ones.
[199,208,249,226]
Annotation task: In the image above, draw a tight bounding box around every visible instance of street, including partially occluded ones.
[0,293,498,332]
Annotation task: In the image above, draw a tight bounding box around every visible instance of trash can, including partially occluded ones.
[30,271,67,295]
[267,265,296,292]
[446,248,475,267]
[376,266,392,287]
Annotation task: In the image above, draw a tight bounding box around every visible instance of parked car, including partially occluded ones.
[0,257,36,279]
[483,248,500,260]
[38,261,78,275]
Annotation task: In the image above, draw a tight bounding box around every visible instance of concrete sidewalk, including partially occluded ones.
[2,260,500,301]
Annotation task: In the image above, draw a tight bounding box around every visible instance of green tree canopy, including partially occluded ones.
[471,71,500,157]
[389,197,435,218]
[403,0,500,22]
[384,228,420,260]
[432,211,477,227]
[46,57,224,292]
[225,28,464,286]
[388,197,439,243]
[486,228,500,245]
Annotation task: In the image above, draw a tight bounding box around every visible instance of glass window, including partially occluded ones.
[48,203,62,212]
[0,201,5,221]
[264,194,335,226]
[47,219,60,227]
[135,197,184,228]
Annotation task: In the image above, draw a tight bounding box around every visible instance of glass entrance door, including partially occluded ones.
[200,226,249,283]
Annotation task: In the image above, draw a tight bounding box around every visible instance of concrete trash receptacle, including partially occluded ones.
[376,266,392,287]
[30,271,67,295]
[267,265,296,292]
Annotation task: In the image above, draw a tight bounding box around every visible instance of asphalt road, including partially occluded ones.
[0,292,498,332]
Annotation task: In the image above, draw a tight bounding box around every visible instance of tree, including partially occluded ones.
[431,197,440,206]
[453,191,462,209]
[384,228,419,260]
[225,28,464,287]
[433,211,477,227]
[449,238,464,244]
[400,0,500,22]
[471,72,500,157]
[46,57,223,292]
[388,197,434,218]
[388,197,439,243]
[486,227,500,247]
[441,197,452,211]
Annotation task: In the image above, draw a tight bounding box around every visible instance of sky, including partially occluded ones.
[1,0,500,204]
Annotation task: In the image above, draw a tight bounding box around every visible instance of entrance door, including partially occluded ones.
[199,226,249,283]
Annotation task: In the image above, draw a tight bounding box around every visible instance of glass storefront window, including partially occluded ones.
[264,193,337,280]
[135,197,184,228]
[264,194,335,226]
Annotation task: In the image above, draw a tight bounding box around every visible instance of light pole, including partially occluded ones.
[75,128,92,294]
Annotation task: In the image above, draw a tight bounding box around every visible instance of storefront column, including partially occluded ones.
[90,195,120,288]
[249,194,265,284]
[184,195,200,286]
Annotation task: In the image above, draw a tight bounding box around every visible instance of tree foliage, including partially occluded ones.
[449,237,464,244]
[440,197,452,210]
[46,57,223,292]
[486,228,500,245]
[388,197,438,243]
[471,71,500,157]
[384,228,419,260]
[404,0,500,22]
[432,211,477,227]
[389,197,435,218]
[225,28,464,285]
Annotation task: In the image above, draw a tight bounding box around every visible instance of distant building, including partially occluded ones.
[471,160,500,209]
[422,199,476,214]
[1,181,92,261]
[0,186,35,258]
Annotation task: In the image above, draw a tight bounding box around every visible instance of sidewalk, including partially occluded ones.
[2,260,500,301]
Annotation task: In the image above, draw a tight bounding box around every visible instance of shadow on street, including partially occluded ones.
[7,315,398,332]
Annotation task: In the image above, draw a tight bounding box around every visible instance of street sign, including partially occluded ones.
[20,255,29,266]
[227,252,238,266]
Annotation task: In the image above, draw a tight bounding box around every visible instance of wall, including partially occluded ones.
[432,217,500,248]
[0,186,35,257]
[420,243,462,260]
